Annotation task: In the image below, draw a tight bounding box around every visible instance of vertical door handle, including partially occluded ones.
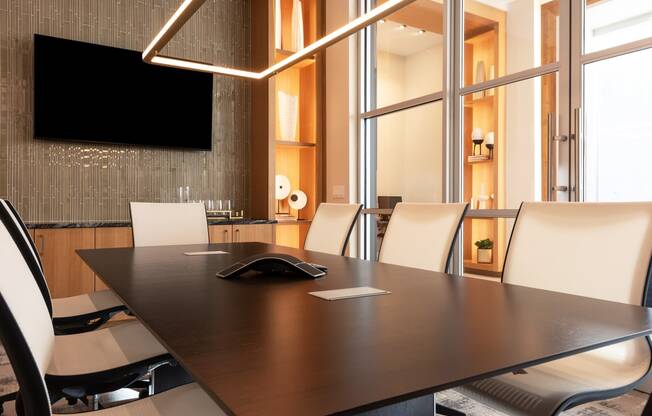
[572,107,583,201]
[547,113,569,200]
[223,229,228,243]
[235,229,240,242]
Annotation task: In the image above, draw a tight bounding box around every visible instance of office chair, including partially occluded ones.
[456,202,652,416]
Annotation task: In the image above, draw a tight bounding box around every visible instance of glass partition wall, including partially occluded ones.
[360,0,652,277]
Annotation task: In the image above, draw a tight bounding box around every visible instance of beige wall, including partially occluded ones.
[504,0,541,209]
[376,52,406,198]
[325,0,357,204]
[376,45,443,203]
[0,0,250,222]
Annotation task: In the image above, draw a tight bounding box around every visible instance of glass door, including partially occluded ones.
[574,0,652,202]
[456,0,571,277]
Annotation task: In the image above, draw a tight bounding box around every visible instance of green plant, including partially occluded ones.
[474,238,493,250]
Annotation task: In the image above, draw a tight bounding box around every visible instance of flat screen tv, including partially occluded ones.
[34,35,213,150]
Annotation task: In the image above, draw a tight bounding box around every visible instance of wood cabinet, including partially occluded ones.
[94,227,133,291]
[209,224,275,244]
[233,224,274,244]
[209,225,232,244]
[31,223,274,298]
[33,228,95,298]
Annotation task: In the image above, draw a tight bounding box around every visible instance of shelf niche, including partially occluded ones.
[251,0,323,249]
[462,2,505,276]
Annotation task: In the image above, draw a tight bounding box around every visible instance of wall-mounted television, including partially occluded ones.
[34,35,213,151]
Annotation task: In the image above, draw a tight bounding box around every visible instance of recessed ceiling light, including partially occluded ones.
[418,29,426,35]
[399,24,407,30]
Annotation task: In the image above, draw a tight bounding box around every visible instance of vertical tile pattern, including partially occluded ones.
[0,0,251,222]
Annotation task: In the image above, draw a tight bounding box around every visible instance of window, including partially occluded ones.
[358,0,652,274]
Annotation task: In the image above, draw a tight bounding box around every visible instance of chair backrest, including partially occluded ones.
[130,202,209,247]
[503,202,652,306]
[0,209,54,415]
[378,196,402,210]
[0,200,52,316]
[303,203,362,256]
[379,203,468,272]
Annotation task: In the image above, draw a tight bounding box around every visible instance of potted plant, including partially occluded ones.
[475,238,493,264]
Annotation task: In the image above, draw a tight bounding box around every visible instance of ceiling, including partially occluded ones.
[377,20,443,56]
[472,0,517,11]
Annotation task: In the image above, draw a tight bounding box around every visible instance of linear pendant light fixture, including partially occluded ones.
[142,0,417,80]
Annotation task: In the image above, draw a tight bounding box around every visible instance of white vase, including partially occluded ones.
[473,61,486,100]
[291,0,304,51]
[487,65,495,96]
[278,91,298,140]
[275,0,282,49]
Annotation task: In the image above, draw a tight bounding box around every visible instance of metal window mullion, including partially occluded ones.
[581,35,652,65]
[569,0,583,201]
[460,62,560,96]
[448,0,464,275]
[361,91,443,119]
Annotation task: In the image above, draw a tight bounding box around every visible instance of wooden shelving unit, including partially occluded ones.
[250,0,324,249]
[462,2,506,276]
[274,49,316,69]
[276,140,316,148]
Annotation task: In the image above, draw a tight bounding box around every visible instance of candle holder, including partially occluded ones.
[485,143,494,159]
[485,131,495,159]
[471,128,484,156]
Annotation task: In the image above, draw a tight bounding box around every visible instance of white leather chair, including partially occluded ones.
[130,202,209,247]
[456,202,652,416]
[0,213,176,406]
[0,219,226,415]
[378,203,468,272]
[0,199,126,334]
[303,203,362,255]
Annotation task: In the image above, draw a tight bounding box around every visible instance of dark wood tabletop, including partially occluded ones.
[78,243,652,416]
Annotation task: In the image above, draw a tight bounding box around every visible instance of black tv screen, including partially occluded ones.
[34,35,213,150]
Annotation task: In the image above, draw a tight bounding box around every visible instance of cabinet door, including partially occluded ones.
[94,227,133,291]
[33,228,95,298]
[233,224,275,244]
[209,225,232,243]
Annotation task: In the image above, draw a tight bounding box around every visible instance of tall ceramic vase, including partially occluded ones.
[473,61,486,100]
[291,0,304,51]
[278,91,298,140]
[275,0,282,49]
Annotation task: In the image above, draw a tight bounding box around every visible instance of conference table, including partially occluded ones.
[78,242,652,416]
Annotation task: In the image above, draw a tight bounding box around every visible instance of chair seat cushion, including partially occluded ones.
[52,290,124,319]
[457,338,651,416]
[47,320,168,376]
[96,383,227,415]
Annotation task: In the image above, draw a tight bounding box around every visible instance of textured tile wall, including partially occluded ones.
[0,0,251,222]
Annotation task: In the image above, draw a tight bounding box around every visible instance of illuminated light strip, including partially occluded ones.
[151,56,264,79]
[143,0,417,80]
[143,0,206,61]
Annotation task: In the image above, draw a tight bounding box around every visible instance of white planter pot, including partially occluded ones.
[477,248,492,264]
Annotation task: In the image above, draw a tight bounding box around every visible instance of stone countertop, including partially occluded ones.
[25,218,277,229]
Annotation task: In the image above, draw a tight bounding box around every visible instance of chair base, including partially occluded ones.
[436,404,466,416]
[0,391,17,415]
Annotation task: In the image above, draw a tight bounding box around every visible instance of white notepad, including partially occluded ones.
[309,286,391,301]
[183,250,229,256]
